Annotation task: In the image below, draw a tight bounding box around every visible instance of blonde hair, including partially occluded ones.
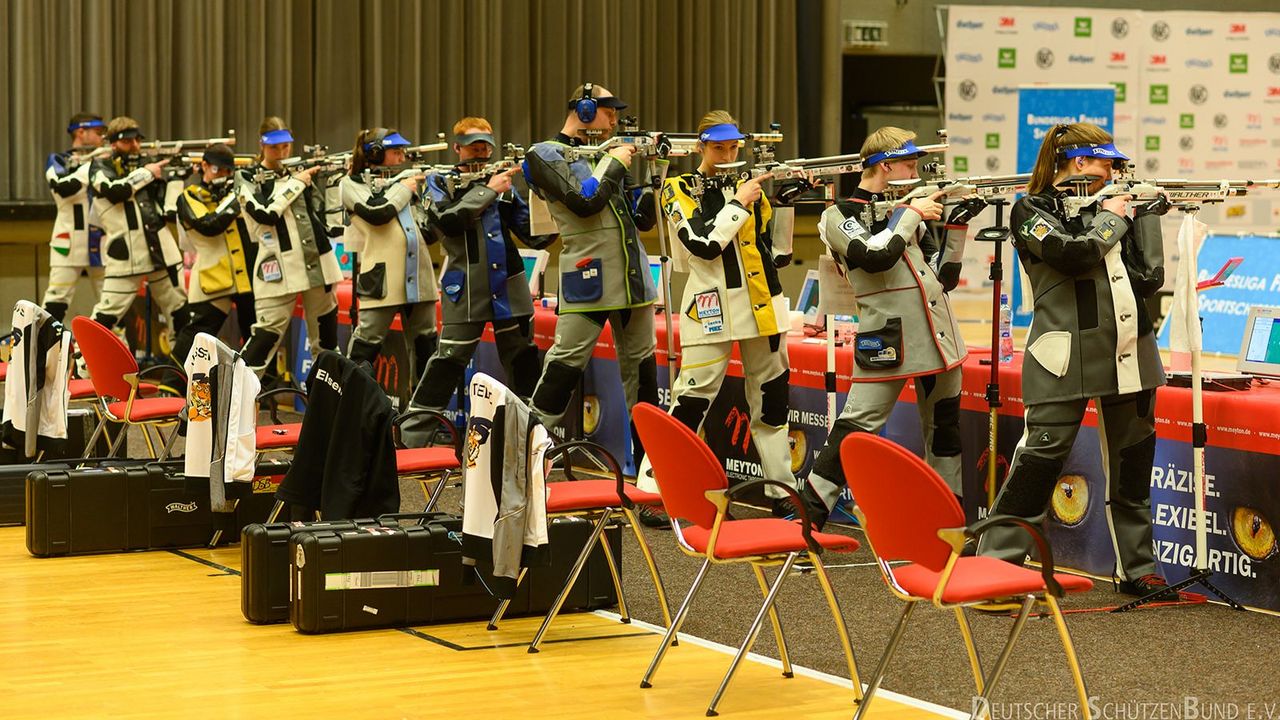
[106,116,140,140]
[697,110,738,134]
[257,116,289,161]
[453,117,492,135]
[1026,122,1114,195]
[859,127,916,178]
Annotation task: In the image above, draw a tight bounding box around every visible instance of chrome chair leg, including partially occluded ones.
[159,424,179,459]
[596,511,631,623]
[641,557,711,688]
[621,506,674,634]
[487,567,527,630]
[423,470,452,513]
[751,563,793,678]
[969,595,1036,720]
[706,553,799,717]
[810,550,863,700]
[1046,595,1092,719]
[852,600,917,720]
[107,422,129,457]
[267,500,284,523]
[528,513,612,652]
[955,607,985,694]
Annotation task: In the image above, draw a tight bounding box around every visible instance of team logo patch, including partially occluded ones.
[839,217,862,240]
[1100,227,1115,241]
[1027,217,1054,241]
[465,418,493,469]
[189,374,212,422]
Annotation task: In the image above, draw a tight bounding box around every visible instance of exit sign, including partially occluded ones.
[845,20,888,47]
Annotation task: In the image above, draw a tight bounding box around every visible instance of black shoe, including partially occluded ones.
[1117,573,1204,601]
[771,497,800,520]
[633,505,670,530]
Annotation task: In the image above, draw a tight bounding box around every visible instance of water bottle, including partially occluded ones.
[999,293,1014,364]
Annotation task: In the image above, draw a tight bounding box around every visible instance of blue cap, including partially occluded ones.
[699,123,747,143]
[68,118,105,133]
[365,132,411,151]
[1060,142,1130,162]
[260,129,295,145]
[863,141,926,167]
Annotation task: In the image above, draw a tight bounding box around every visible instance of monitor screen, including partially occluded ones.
[522,254,539,281]
[795,269,821,322]
[648,257,665,307]
[1244,315,1280,364]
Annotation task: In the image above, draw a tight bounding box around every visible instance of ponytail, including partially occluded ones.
[1026,124,1070,195]
[349,129,371,177]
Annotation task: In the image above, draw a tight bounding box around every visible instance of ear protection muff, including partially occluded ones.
[575,83,598,124]
[363,128,391,165]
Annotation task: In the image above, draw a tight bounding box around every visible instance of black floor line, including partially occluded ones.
[397,626,652,652]
[168,548,241,576]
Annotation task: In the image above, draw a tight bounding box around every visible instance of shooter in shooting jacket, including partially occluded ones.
[405,116,555,418]
[976,123,1175,598]
[237,117,343,376]
[87,116,189,340]
[523,83,660,458]
[644,110,801,516]
[340,127,438,379]
[800,126,980,528]
[43,113,107,322]
[171,144,253,364]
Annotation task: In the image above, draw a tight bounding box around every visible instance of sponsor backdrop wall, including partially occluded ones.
[944,7,1280,299]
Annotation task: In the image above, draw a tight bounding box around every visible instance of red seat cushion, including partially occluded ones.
[256,423,302,450]
[0,362,6,382]
[69,378,161,400]
[396,447,460,473]
[545,479,663,514]
[891,555,1093,603]
[680,518,859,559]
[105,397,186,422]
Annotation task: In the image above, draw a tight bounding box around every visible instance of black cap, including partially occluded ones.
[566,84,628,111]
[203,144,236,170]
[107,127,144,142]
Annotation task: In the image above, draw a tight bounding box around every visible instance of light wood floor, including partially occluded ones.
[0,527,953,720]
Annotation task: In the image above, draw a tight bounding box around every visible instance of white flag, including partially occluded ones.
[1167,213,1208,371]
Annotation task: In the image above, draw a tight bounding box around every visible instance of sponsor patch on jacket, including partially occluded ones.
[839,217,863,240]
[188,374,212,422]
[1100,227,1115,241]
[259,257,283,282]
[857,337,884,351]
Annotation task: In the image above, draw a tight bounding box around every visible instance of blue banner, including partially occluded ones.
[1011,85,1116,328]
[1156,233,1280,356]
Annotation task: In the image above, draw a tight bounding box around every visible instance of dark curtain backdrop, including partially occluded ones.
[2,0,804,200]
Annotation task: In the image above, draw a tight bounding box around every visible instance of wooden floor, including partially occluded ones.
[0,527,957,720]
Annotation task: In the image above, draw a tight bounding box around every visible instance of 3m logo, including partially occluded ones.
[985,133,1000,149]
[998,48,1016,68]
[1149,54,1167,66]
[1110,52,1126,63]
[1230,23,1247,34]
[1230,54,1248,73]
[999,16,1015,28]
[1145,136,1161,151]
[1269,87,1280,98]
[1074,17,1092,37]
[1179,113,1195,129]
[1149,84,1169,104]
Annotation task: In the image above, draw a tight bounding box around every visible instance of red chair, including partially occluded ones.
[254,387,308,457]
[841,433,1094,720]
[485,439,673,654]
[71,317,186,459]
[632,403,862,717]
[393,409,463,513]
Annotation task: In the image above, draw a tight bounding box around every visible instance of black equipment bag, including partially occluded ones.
[0,409,110,524]
[241,518,378,624]
[290,515,619,634]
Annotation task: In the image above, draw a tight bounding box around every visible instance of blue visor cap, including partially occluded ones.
[455,132,496,147]
[366,132,411,151]
[1060,142,1130,162]
[699,123,748,143]
[261,129,294,145]
[68,119,105,133]
[863,141,926,167]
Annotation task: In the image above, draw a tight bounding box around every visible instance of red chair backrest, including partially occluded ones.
[842,433,965,572]
[632,403,725,529]
[71,316,139,403]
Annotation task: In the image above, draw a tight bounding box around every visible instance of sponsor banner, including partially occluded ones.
[1156,233,1280,355]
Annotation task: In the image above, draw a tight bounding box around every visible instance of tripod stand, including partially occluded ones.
[973,197,1012,512]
